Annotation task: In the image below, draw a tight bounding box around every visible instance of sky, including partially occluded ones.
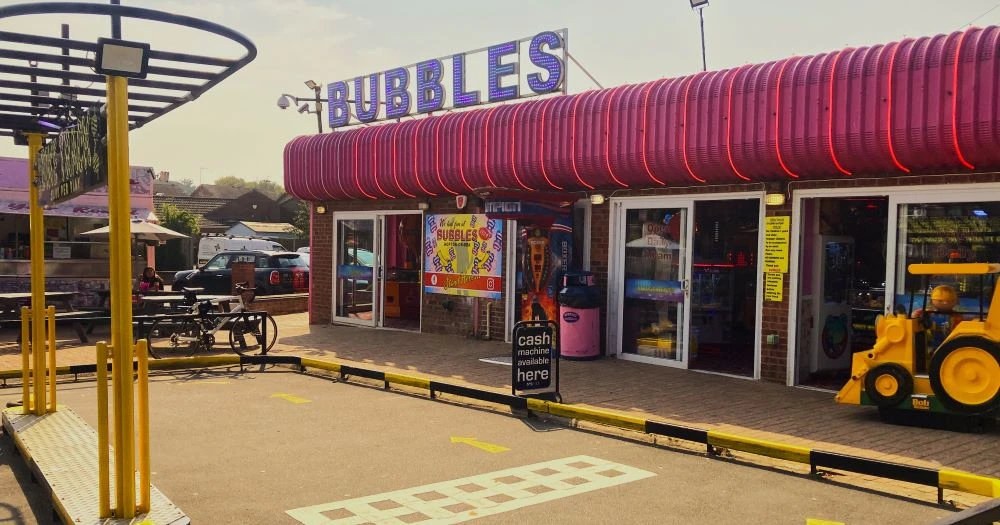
[1,0,999,187]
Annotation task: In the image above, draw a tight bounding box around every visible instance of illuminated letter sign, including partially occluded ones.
[327,29,567,129]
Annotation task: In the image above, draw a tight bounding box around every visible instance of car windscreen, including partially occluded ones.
[274,254,309,268]
[350,248,374,267]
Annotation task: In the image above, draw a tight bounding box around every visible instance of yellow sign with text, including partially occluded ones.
[765,272,783,302]
[763,216,790,274]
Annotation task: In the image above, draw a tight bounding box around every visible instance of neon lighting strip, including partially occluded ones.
[774,58,800,179]
[827,49,852,176]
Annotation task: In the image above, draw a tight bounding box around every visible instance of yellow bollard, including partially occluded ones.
[96,342,111,519]
[19,306,30,413]
[46,305,56,412]
[135,339,150,513]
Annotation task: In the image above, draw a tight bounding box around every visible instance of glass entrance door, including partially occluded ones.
[614,203,692,367]
[334,215,377,326]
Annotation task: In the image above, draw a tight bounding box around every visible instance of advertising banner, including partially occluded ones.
[423,214,504,299]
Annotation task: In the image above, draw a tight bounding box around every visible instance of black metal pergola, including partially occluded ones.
[0,2,257,142]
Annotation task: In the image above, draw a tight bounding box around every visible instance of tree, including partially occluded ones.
[211,175,284,199]
[156,203,201,270]
[253,179,284,199]
[177,178,195,194]
[290,200,310,239]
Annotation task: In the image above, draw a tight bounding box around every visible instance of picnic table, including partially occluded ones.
[95,287,204,309]
[136,294,238,314]
[0,291,78,315]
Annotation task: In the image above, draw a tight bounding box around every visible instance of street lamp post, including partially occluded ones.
[277,80,325,134]
[690,0,709,72]
[305,80,322,134]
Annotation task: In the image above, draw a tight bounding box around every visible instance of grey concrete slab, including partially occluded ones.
[0,368,953,524]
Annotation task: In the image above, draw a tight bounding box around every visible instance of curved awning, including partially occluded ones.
[285,26,1000,201]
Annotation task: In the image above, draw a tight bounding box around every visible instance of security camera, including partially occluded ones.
[297,103,310,114]
[276,95,291,110]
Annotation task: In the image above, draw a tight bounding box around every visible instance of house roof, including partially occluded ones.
[154,180,191,197]
[235,221,298,234]
[154,195,230,230]
[190,184,251,199]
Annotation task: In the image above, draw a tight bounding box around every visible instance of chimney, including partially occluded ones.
[158,171,170,182]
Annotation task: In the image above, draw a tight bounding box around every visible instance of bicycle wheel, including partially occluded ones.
[228,313,278,356]
[147,317,200,359]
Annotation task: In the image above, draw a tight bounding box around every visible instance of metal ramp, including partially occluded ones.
[2,406,188,525]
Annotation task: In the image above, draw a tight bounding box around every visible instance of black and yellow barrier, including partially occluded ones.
[3,353,998,502]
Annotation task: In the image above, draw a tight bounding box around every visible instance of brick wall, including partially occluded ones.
[252,293,309,316]
[310,203,333,325]
[760,202,792,383]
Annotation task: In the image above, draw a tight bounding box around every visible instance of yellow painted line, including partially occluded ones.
[542,402,647,432]
[939,469,1000,498]
[707,431,812,464]
[270,393,312,404]
[300,357,342,374]
[384,372,430,390]
[450,436,510,454]
[806,519,844,525]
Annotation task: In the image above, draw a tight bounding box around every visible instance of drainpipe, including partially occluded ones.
[483,301,492,340]
[472,297,480,338]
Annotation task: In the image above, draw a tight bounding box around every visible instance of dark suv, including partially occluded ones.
[172,250,309,295]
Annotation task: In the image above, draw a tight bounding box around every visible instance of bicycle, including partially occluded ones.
[144,283,277,358]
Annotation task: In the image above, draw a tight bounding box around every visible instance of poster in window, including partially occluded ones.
[423,214,504,299]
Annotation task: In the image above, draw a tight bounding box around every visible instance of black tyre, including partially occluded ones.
[864,363,913,408]
[228,314,277,356]
[146,318,200,359]
[929,336,1000,414]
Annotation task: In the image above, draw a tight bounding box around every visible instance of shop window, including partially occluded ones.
[896,202,1000,316]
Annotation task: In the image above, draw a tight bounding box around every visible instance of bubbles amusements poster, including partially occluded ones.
[423,214,504,299]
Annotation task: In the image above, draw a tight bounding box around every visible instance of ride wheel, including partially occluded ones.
[929,336,1000,414]
[864,363,913,407]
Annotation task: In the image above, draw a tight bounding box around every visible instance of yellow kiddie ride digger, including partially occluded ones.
[836,263,1000,422]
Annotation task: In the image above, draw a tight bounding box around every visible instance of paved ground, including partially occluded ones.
[0,369,952,524]
[1,313,998,505]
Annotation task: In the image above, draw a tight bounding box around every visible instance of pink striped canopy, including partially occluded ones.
[285,26,1000,201]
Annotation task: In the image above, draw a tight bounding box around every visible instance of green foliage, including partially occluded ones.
[158,203,200,236]
[290,200,310,239]
[155,203,201,270]
[212,176,284,199]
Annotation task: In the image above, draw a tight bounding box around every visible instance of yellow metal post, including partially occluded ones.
[19,306,30,412]
[135,339,150,513]
[106,74,136,518]
[46,305,56,411]
[96,342,111,519]
[27,132,45,416]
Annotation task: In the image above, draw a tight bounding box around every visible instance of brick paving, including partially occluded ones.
[3,312,998,485]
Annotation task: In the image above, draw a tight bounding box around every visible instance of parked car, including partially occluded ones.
[196,235,286,266]
[172,250,309,295]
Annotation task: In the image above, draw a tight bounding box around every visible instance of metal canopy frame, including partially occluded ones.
[0,2,257,140]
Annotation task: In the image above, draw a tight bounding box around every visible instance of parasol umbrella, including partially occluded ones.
[80,219,189,242]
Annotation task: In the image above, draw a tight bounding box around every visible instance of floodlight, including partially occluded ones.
[690,0,709,8]
[94,37,151,79]
[304,80,319,90]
